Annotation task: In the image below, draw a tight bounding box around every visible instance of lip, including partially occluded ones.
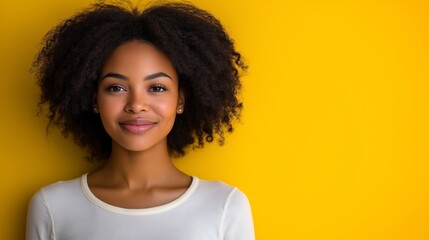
[119,119,156,134]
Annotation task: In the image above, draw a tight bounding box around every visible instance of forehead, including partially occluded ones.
[101,40,177,79]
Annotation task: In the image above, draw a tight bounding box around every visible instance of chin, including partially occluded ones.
[113,139,167,153]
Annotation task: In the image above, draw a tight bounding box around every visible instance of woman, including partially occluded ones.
[27,2,254,239]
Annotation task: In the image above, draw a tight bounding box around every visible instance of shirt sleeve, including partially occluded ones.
[26,189,55,240]
[221,188,255,240]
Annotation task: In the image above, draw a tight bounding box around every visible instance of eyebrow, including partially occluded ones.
[100,73,128,81]
[100,72,172,81]
[144,72,172,80]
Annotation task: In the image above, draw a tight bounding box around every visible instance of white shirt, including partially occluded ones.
[26,174,254,240]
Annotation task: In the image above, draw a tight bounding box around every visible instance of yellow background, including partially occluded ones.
[1,0,429,239]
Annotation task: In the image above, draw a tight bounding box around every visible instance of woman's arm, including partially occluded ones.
[221,188,255,240]
[26,190,55,240]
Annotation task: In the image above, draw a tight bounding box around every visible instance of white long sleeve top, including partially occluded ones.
[26,174,254,240]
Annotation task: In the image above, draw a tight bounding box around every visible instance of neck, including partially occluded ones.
[99,140,183,189]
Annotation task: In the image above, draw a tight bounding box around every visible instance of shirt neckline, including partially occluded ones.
[80,173,199,215]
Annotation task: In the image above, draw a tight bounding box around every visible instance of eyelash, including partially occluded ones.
[149,84,167,92]
[105,84,167,93]
[106,85,125,92]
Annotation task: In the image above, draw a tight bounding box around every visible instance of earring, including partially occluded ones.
[177,108,183,114]
[93,106,99,113]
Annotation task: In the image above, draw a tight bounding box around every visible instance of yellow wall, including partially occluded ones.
[2,0,429,239]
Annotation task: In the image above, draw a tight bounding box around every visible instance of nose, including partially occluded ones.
[125,91,148,113]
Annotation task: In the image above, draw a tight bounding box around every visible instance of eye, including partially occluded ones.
[106,85,126,92]
[149,84,167,92]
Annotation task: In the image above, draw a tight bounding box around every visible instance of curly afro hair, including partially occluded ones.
[34,1,246,161]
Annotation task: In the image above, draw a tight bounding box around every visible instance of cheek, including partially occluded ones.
[151,97,178,114]
[97,95,125,117]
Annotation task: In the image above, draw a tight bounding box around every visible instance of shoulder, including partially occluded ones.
[195,178,254,239]
[29,176,83,210]
[196,178,235,193]
[27,176,83,239]
[39,177,81,197]
[194,177,251,208]
[195,178,235,198]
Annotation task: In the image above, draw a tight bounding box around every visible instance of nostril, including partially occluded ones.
[125,96,149,113]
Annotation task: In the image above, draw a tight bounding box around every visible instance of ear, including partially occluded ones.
[177,89,185,114]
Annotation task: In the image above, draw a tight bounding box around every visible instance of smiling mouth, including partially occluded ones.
[119,119,156,134]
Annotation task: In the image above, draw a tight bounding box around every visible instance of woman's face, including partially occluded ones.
[96,41,184,153]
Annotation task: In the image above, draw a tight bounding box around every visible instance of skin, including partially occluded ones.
[88,40,191,209]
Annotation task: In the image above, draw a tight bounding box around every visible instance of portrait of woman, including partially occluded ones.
[26,2,254,239]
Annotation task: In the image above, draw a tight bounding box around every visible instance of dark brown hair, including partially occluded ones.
[34,1,246,161]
